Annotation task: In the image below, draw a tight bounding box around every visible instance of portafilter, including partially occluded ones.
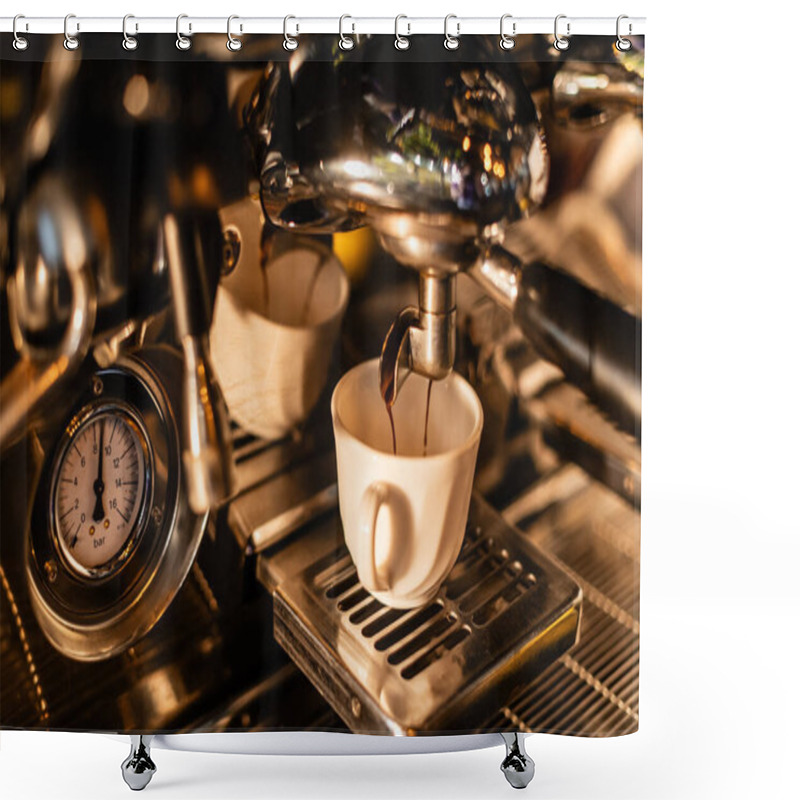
[245,40,639,438]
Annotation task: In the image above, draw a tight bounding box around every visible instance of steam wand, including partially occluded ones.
[163,211,236,514]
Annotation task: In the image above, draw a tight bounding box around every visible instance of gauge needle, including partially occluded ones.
[92,421,105,522]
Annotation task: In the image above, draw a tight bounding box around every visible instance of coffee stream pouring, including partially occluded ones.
[247,39,641,439]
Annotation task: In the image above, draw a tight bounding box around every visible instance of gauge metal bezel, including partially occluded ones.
[49,403,154,581]
[26,348,208,661]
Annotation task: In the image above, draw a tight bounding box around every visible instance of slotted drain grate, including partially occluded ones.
[312,524,542,679]
[314,528,550,678]
[269,494,582,733]
[490,471,640,736]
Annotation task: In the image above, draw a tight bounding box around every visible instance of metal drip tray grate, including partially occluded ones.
[260,493,582,734]
[486,466,640,737]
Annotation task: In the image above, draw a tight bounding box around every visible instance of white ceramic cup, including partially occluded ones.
[331,358,483,609]
[210,230,349,442]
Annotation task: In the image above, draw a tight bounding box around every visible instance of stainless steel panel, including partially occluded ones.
[487,469,640,736]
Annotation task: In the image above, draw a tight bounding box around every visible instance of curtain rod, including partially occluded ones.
[0,16,646,37]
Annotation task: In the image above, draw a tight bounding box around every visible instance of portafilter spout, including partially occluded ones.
[380,273,456,407]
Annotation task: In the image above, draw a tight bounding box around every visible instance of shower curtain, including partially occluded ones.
[0,27,643,740]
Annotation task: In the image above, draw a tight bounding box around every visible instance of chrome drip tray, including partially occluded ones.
[258,493,582,734]
[486,466,641,737]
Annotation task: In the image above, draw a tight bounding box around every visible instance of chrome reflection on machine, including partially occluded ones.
[0,31,642,792]
[26,350,207,662]
[246,40,640,440]
[247,49,550,391]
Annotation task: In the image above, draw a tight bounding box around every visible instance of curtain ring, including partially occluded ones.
[499,14,515,50]
[12,15,29,51]
[63,13,79,51]
[176,14,192,51]
[283,16,298,51]
[394,15,410,51]
[227,15,242,51]
[554,14,570,51]
[444,14,460,51]
[339,15,355,50]
[616,15,632,51]
[122,15,138,51]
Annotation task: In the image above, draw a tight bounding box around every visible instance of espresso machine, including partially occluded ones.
[1,33,641,756]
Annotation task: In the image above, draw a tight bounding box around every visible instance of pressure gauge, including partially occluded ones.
[51,407,152,579]
[26,349,208,662]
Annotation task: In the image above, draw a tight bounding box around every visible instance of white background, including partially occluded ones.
[2,1,799,798]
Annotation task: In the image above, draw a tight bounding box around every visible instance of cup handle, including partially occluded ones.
[358,481,397,593]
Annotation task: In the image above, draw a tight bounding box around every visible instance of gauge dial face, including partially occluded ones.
[52,409,151,577]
